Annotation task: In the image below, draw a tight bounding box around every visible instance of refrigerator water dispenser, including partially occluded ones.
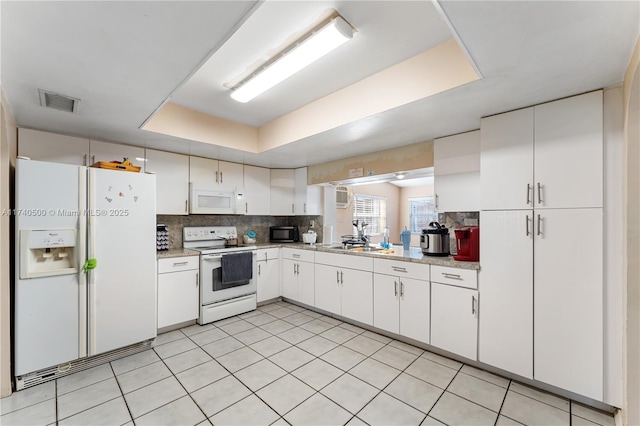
[20,229,78,279]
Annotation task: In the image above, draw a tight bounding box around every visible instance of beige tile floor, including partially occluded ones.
[0,300,616,426]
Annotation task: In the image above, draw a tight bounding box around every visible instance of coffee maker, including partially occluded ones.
[453,226,479,261]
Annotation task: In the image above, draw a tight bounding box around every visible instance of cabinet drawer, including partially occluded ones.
[258,248,280,262]
[315,251,373,271]
[281,248,314,263]
[430,265,477,289]
[374,258,429,280]
[158,256,199,273]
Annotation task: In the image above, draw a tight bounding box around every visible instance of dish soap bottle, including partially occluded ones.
[383,226,390,249]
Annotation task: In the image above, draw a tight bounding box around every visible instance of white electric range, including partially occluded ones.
[183,226,257,324]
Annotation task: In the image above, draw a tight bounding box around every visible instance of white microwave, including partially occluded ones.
[189,183,238,214]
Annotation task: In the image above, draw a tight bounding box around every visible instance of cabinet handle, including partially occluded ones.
[526,184,531,205]
[304,203,306,214]
[185,200,188,213]
[435,194,439,210]
[258,264,261,276]
[400,281,404,297]
[394,281,398,296]
[537,182,543,204]
[471,295,476,315]
[220,171,223,183]
[526,215,530,236]
[537,214,542,236]
[216,171,219,183]
[83,154,87,166]
[196,272,199,287]
[173,261,188,267]
[391,266,407,273]
[442,272,461,280]
[292,254,300,258]
[340,271,343,284]
[91,155,95,164]
[264,252,268,261]
[297,264,300,275]
[246,204,248,214]
[337,270,340,284]
[292,204,295,214]
[293,264,297,274]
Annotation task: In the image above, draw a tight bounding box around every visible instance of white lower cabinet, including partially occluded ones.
[315,252,373,325]
[373,274,430,343]
[430,283,478,361]
[157,256,199,329]
[257,248,280,303]
[281,249,314,306]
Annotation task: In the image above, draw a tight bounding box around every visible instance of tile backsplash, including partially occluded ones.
[437,211,480,255]
[157,215,323,250]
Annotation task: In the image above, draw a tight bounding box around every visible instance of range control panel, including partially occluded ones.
[183,226,237,242]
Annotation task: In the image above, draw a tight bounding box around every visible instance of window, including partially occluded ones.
[353,194,387,235]
[409,197,438,233]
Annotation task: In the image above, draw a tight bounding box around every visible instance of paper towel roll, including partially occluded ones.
[323,226,333,244]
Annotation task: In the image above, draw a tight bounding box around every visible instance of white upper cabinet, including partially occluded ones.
[244,165,271,215]
[271,169,295,216]
[480,108,534,210]
[481,91,603,210]
[294,167,322,215]
[189,157,244,190]
[18,128,90,166]
[534,91,603,209]
[89,140,145,167]
[434,130,480,213]
[146,149,190,215]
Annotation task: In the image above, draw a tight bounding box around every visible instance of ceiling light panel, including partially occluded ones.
[230,16,354,103]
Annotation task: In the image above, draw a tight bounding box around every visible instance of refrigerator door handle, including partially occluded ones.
[78,166,88,359]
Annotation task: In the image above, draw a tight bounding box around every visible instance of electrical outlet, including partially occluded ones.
[310,220,315,228]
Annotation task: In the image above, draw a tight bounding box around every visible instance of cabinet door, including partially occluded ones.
[146,149,189,215]
[478,210,533,379]
[294,167,323,215]
[534,90,603,209]
[157,270,199,329]
[399,278,430,344]
[190,156,218,185]
[534,208,603,400]
[297,261,315,307]
[219,161,244,190]
[480,107,534,210]
[314,264,341,315]
[257,260,280,303]
[18,128,89,166]
[431,284,478,360]
[373,274,399,334]
[281,259,298,301]
[271,169,295,215]
[244,165,271,215]
[435,172,480,213]
[341,269,373,325]
[89,140,144,166]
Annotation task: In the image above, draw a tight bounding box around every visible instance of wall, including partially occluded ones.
[623,35,640,426]
[1,87,18,398]
[307,141,433,186]
[399,184,434,247]
[335,183,400,245]
[157,214,322,250]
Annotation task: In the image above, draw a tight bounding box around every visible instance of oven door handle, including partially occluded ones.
[203,255,223,260]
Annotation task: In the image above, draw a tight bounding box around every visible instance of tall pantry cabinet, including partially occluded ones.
[479,90,603,400]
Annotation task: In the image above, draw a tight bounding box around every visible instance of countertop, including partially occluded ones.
[259,242,480,270]
[156,248,200,259]
[158,243,480,270]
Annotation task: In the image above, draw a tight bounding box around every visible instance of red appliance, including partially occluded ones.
[453,226,480,261]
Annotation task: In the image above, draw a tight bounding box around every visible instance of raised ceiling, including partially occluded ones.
[1,1,638,169]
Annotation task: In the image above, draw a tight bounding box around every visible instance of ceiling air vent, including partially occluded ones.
[38,89,80,113]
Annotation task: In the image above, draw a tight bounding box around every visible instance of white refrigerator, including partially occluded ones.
[14,159,157,379]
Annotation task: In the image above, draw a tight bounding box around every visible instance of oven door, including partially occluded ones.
[200,251,257,305]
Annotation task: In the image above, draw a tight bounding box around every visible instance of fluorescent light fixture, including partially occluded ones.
[395,173,406,180]
[231,16,354,103]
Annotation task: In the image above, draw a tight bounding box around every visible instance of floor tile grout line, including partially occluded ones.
[54,379,58,424]
[508,386,571,413]
[493,379,513,426]
[422,357,464,423]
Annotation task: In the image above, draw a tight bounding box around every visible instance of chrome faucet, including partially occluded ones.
[352,220,369,244]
